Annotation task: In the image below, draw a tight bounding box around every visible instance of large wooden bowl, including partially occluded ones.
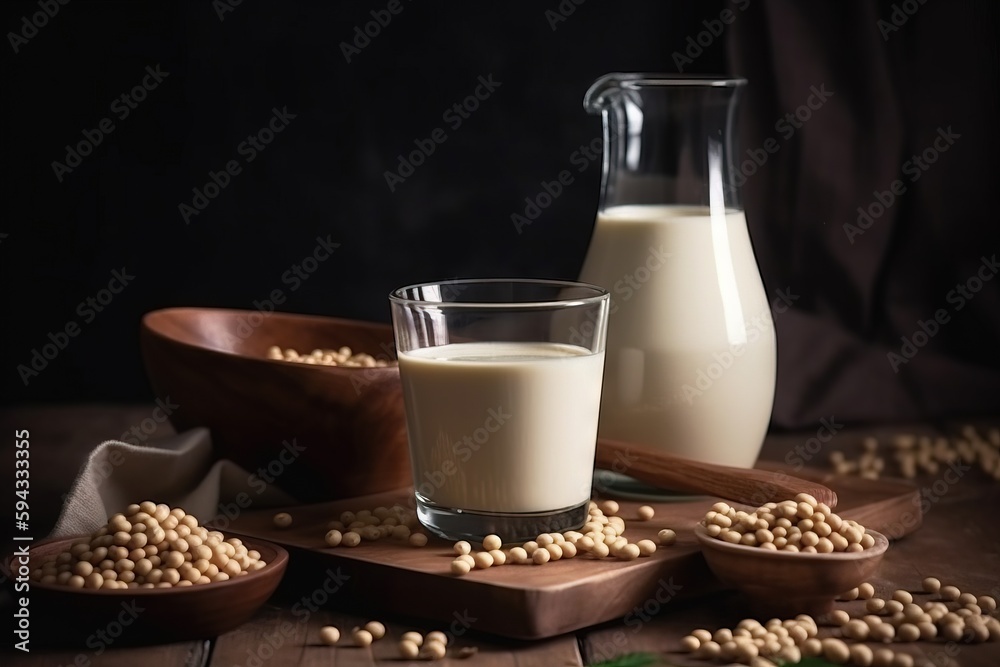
[7,535,288,647]
[140,307,410,502]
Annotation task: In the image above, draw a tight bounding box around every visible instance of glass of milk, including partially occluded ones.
[389,279,610,542]
[579,74,777,472]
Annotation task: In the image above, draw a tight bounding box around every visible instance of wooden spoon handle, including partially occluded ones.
[595,438,838,508]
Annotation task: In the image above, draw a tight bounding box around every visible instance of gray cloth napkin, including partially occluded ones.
[52,427,295,538]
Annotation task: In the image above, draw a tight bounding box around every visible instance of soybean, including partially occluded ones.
[658,528,676,545]
[399,639,420,659]
[821,638,850,664]
[482,534,502,551]
[362,621,385,640]
[423,641,447,660]
[352,628,373,647]
[401,631,423,647]
[473,552,494,569]
[319,626,340,645]
[630,539,653,556]
[426,630,448,646]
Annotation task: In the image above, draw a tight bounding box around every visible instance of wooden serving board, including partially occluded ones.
[223,466,920,639]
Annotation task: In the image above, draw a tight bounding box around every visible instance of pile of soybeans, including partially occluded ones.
[679,577,998,667]
[30,502,265,590]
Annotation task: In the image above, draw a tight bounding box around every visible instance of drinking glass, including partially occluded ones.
[389,279,609,542]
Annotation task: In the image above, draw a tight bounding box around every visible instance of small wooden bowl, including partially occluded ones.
[8,535,288,647]
[140,307,410,502]
[694,524,889,615]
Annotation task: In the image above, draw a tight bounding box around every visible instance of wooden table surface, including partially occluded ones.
[1,405,998,666]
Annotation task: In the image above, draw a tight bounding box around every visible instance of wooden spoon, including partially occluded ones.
[596,438,838,508]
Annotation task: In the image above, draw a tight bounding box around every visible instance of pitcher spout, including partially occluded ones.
[583,73,632,113]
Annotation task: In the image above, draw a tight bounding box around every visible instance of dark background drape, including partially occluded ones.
[3,0,998,428]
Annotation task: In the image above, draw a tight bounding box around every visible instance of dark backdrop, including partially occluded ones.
[3,0,999,427]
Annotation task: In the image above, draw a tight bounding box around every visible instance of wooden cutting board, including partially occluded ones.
[222,466,920,639]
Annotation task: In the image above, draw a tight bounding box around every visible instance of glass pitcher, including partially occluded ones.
[578,73,776,468]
